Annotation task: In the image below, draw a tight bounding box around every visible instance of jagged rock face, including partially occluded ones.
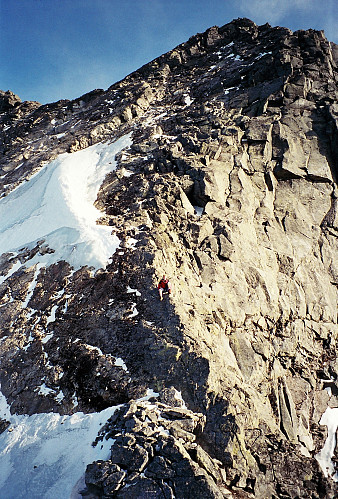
[0,17,337,498]
[81,388,228,498]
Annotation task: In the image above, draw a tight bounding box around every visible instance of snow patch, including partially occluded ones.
[46,305,58,325]
[184,94,193,106]
[0,390,11,419]
[38,383,55,396]
[23,329,35,351]
[71,392,78,408]
[224,86,239,95]
[127,303,139,318]
[122,169,134,177]
[0,259,21,286]
[173,390,187,409]
[316,407,338,481]
[127,286,141,296]
[256,51,272,59]
[325,386,332,397]
[22,264,43,308]
[140,388,160,400]
[157,426,170,436]
[0,389,119,499]
[41,332,54,344]
[55,390,65,403]
[62,293,72,313]
[114,358,128,372]
[125,237,138,249]
[0,134,132,271]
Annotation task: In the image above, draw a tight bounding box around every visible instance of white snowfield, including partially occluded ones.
[0,390,119,499]
[0,133,132,271]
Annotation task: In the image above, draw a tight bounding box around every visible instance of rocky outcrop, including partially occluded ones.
[81,388,230,498]
[0,18,337,498]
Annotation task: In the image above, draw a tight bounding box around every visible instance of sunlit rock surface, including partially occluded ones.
[0,18,337,498]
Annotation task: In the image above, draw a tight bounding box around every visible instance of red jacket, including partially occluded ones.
[158,279,169,290]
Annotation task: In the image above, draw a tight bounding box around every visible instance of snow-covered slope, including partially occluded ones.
[0,390,118,499]
[0,134,132,271]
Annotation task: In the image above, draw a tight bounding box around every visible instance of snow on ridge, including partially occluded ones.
[0,388,119,499]
[0,133,133,272]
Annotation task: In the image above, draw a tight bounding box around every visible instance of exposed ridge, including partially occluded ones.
[0,17,337,498]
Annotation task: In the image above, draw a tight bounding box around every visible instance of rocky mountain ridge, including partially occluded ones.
[0,17,337,498]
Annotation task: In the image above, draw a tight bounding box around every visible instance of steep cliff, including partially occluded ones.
[0,18,337,498]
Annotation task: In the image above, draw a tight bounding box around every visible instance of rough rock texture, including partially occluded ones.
[0,18,337,497]
[81,388,230,498]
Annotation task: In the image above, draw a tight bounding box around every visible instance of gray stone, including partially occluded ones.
[110,442,149,472]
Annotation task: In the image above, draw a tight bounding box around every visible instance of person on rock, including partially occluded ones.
[158,275,172,300]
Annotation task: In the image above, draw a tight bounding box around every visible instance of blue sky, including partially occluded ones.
[1,0,337,104]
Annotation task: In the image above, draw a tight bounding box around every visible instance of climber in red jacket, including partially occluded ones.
[158,275,172,300]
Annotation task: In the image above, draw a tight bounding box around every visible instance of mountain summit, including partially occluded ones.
[0,18,337,498]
